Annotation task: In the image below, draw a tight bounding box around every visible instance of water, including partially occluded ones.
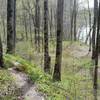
[77,26,91,44]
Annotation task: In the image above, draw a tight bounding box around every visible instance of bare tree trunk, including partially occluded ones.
[44,0,51,73]
[29,14,32,43]
[0,35,4,68]
[85,26,93,44]
[87,0,92,52]
[23,11,28,40]
[24,14,28,41]
[70,9,74,41]
[49,8,53,38]
[34,0,40,51]
[92,0,98,59]
[37,0,40,52]
[7,0,16,54]
[1,16,6,42]
[70,0,77,41]
[53,0,64,81]
[13,0,16,49]
[93,1,100,100]
[34,0,38,49]
[73,0,77,41]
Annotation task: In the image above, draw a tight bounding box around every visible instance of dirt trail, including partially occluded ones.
[68,44,89,58]
[8,68,44,100]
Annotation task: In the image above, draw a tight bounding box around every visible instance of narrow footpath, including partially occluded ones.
[8,68,44,100]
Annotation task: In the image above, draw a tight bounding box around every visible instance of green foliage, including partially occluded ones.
[4,55,14,68]
[3,41,94,100]
[0,70,18,100]
[4,54,69,100]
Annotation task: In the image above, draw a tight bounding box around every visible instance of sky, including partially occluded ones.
[79,0,94,9]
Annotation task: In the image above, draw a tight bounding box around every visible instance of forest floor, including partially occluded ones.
[15,40,100,100]
[0,41,100,100]
[8,68,44,100]
[0,67,45,100]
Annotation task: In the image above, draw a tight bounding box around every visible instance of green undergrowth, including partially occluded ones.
[4,54,71,100]
[3,41,94,100]
[0,70,18,100]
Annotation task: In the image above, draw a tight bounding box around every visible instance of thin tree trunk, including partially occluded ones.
[7,0,16,54]
[29,14,32,43]
[44,0,51,73]
[1,17,6,42]
[70,9,74,41]
[24,12,28,40]
[13,0,16,49]
[50,8,53,38]
[53,0,64,81]
[73,0,77,41]
[87,0,92,51]
[93,1,100,100]
[37,0,40,52]
[34,0,40,51]
[0,35,4,68]
[92,0,98,59]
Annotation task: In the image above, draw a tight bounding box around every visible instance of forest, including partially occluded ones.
[0,0,100,100]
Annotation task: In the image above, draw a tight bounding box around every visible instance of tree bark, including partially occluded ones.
[7,0,16,54]
[73,0,77,41]
[0,35,4,68]
[34,0,40,51]
[44,0,51,73]
[53,0,64,81]
[92,0,98,59]
[93,1,100,100]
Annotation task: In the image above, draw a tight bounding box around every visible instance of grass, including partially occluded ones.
[0,69,19,100]
[4,54,70,100]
